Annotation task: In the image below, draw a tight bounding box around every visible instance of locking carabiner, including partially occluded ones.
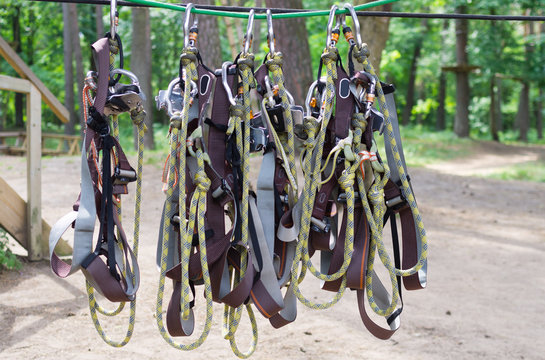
[110,0,118,40]
[325,5,340,49]
[243,9,255,54]
[183,3,199,48]
[343,3,363,48]
[221,61,237,106]
[266,9,275,55]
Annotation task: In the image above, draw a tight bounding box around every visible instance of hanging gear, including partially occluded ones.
[49,0,146,346]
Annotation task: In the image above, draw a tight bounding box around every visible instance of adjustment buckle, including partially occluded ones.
[385,194,408,212]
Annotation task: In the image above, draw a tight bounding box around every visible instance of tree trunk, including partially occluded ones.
[401,18,427,126]
[131,7,155,150]
[192,0,222,70]
[62,3,77,136]
[265,0,313,105]
[454,5,470,138]
[490,75,499,141]
[95,5,104,38]
[536,88,543,140]
[436,71,446,130]
[436,20,449,131]
[356,1,392,73]
[69,4,85,135]
[517,82,530,142]
[12,5,24,129]
[517,15,534,142]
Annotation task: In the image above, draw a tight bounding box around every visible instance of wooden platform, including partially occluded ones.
[0,177,72,257]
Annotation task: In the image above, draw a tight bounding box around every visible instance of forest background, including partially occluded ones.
[0,0,544,152]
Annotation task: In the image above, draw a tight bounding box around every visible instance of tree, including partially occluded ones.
[402,17,428,126]
[454,5,470,138]
[357,0,393,72]
[69,3,85,134]
[62,3,77,136]
[131,7,155,149]
[192,0,222,69]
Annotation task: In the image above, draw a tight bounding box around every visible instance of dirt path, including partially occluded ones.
[1,144,544,359]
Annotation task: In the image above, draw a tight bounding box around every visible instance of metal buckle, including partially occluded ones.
[113,166,137,185]
[385,195,408,211]
[336,192,360,203]
[311,216,331,233]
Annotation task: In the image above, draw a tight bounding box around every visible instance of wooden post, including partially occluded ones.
[27,83,42,260]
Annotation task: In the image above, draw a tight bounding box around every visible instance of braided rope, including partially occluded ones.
[353,46,428,278]
[265,52,298,191]
[86,110,146,346]
[155,48,214,351]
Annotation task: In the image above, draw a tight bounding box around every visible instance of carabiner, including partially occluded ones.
[110,0,117,40]
[183,3,198,48]
[304,80,319,117]
[343,3,362,48]
[243,9,255,54]
[110,68,140,86]
[266,9,275,55]
[325,5,339,49]
[221,61,236,106]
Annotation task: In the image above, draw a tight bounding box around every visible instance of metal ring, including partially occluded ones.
[221,61,236,106]
[266,9,275,55]
[243,9,255,54]
[325,5,339,48]
[344,3,362,48]
[110,0,117,39]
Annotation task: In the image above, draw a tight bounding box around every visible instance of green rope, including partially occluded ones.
[121,0,400,19]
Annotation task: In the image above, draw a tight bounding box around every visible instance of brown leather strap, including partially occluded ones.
[166,281,195,336]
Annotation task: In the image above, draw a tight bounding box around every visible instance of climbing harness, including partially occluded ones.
[49,0,146,346]
[49,1,428,356]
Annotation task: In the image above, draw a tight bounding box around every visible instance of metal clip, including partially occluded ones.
[250,113,269,152]
[105,69,145,115]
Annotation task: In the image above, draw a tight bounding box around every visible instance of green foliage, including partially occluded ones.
[0,228,22,271]
[484,161,545,183]
[389,124,473,166]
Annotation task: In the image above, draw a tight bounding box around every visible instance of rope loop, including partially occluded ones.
[265,52,283,69]
[170,116,183,130]
[180,48,198,65]
[237,54,255,71]
[321,47,339,65]
[130,108,147,129]
[108,37,120,55]
[352,43,370,63]
[351,112,368,132]
[338,169,355,190]
[194,170,211,192]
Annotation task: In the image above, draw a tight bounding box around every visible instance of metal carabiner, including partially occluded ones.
[343,3,362,48]
[325,5,339,48]
[110,68,140,86]
[221,61,236,106]
[243,9,255,54]
[266,9,275,55]
[184,3,198,48]
[164,78,181,117]
[304,80,319,117]
[110,0,118,40]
